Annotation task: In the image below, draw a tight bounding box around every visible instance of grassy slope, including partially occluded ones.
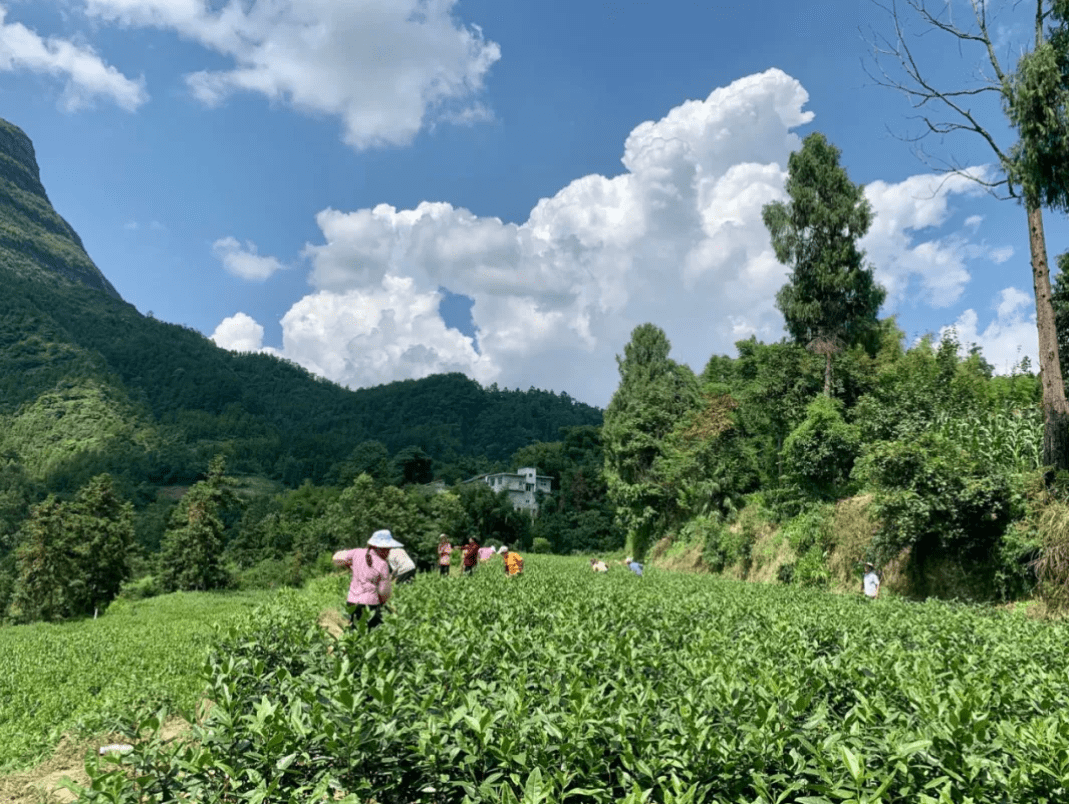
[0,590,269,772]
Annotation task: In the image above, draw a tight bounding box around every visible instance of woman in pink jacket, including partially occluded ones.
[332,529,403,630]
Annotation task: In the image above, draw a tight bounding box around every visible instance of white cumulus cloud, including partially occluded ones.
[0,4,146,111]
[211,312,274,354]
[861,169,1006,308]
[212,236,285,281]
[941,287,1038,373]
[214,69,1017,406]
[82,0,500,148]
[275,276,497,388]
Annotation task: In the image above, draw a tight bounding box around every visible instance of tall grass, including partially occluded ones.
[1036,502,1069,611]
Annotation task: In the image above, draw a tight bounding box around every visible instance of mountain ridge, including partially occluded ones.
[0,118,602,500]
[0,118,120,298]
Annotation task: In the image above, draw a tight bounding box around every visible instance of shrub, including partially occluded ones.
[679,515,731,573]
[237,557,302,590]
[826,495,878,588]
[794,544,829,588]
[1034,501,1069,611]
[530,537,552,554]
[779,507,832,555]
[782,396,861,497]
[116,574,160,601]
[855,433,1018,597]
[777,507,833,587]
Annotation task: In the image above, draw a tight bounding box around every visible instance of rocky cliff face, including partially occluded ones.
[0,118,121,299]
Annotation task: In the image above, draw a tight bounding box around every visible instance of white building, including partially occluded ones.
[464,466,553,513]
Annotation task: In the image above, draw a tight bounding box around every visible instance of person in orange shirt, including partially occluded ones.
[501,546,524,577]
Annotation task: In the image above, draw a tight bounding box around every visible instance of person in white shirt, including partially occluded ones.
[388,547,417,585]
[862,563,880,599]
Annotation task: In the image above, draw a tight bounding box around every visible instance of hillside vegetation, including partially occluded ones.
[0,115,609,624]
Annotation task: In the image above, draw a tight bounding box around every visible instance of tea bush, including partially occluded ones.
[0,589,271,772]
[78,556,1069,804]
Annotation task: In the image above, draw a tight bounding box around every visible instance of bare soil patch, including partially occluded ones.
[0,716,194,804]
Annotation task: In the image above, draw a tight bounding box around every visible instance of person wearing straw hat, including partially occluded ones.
[332,529,404,630]
[862,562,881,600]
[501,545,524,577]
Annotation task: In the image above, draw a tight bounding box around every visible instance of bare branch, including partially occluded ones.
[860,0,1018,175]
[875,121,1017,202]
[905,0,991,44]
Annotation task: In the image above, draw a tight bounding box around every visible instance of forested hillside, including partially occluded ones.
[0,117,609,623]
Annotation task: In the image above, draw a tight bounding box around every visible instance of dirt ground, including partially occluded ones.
[0,717,191,804]
[318,607,347,639]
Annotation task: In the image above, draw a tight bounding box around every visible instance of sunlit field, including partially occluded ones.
[0,590,274,772]
[64,555,1069,803]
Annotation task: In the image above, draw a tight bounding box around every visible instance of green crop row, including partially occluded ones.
[0,590,275,772]
[75,557,1069,803]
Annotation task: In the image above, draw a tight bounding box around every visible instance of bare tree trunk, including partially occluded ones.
[1028,201,1069,469]
[824,352,832,397]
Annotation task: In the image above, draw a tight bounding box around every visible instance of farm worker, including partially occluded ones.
[437,533,453,576]
[461,536,480,575]
[590,559,608,573]
[863,563,881,599]
[626,559,644,577]
[388,546,417,585]
[332,529,402,630]
[477,545,497,561]
[498,545,508,555]
[501,546,524,576]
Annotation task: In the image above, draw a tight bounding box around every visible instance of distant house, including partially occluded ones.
[463,466,553,513]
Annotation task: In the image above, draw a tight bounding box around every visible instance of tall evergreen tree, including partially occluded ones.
[603,324,699,560]
[762,132,886,396]
[9,497,73,622]
[68,473,134,616]
[158,456,233,592]
[9,475,133,621]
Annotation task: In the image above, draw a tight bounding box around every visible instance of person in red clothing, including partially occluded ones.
[461,536,479,575]
[437,533,453,577]
[332,529,403,630]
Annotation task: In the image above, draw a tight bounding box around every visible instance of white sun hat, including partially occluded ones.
[368,529,404,549]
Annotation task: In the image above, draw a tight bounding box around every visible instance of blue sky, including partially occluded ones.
[1,0,1066,408]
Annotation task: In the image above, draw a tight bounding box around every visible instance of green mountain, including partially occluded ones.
[0,119,119,297]
[0,118,601,502]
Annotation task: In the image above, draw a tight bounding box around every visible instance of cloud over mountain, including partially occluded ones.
[215,69,1020,406]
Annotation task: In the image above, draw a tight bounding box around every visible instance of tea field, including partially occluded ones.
[76,556,1069,803]
[0,589,279,772]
